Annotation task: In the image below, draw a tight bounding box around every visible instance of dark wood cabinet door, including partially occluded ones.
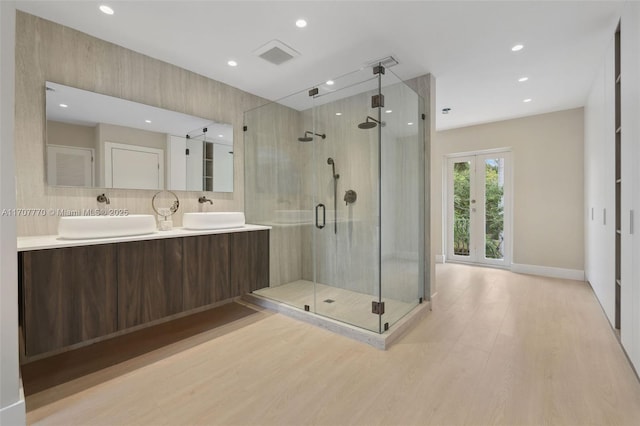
[230,230,269,296]
[21,245,117,357]
[117,238,183,329]
[183,233,230,310]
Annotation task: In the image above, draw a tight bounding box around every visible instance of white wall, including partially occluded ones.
[435,109,585,277]
[0,1,26,424]
[585,1,640,373]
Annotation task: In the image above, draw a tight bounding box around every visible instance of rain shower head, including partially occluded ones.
[358,116,381,129]
[298,130,326,142]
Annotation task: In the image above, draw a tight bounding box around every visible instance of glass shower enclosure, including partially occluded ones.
[244,64,425,333]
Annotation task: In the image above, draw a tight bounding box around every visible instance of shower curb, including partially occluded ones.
[241,293,430,350]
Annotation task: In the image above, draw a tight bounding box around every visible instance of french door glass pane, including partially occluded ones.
[453,161,471,257]
[484,158,505,260]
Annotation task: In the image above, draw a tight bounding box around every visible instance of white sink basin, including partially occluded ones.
[183,212,245,230]
[58,214,156,239]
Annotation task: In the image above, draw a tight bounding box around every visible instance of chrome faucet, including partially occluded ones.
[198,196,213,205]
[97,193,110,205]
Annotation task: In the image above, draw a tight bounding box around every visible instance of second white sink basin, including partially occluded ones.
[58,214,156,239]
[183,212,245,230]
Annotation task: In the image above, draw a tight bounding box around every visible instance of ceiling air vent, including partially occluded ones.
[254,40,300,66]
[366,55,399,69]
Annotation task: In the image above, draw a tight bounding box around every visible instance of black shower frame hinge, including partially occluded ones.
[243,125,247,131]
[373,64,386,75]
[371,94,384,108]
[422,113,426,120]
[372,301,385,315]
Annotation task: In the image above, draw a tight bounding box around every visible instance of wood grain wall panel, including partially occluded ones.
[14,11,270,236]
[117,239,183,329]
[183,234,230,310]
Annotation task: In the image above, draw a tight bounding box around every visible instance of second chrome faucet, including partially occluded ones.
[198,196,213,205]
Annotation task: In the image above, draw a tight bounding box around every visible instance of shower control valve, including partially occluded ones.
[344,190,357,206]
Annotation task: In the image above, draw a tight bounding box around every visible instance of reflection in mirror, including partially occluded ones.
[45,82,234,192]
[183,126,234,192]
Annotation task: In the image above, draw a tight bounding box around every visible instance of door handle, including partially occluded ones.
[315,203,326,229]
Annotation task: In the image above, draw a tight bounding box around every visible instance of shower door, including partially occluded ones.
[309,67,383,333]
[244,64,424,334]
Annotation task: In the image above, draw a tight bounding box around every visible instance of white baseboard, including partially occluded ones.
[0,398,26,426]
[511,263,585,281]
[435,254,445,264]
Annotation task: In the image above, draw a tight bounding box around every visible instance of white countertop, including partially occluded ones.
[17,224,271,251]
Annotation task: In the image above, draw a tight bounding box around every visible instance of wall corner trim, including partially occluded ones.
[435,254,445,264]
[511,263,585,281]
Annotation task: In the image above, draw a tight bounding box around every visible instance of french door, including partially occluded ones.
[446,151,511,267]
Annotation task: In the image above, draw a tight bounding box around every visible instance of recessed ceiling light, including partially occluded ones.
[326,80,334,86]
[296,19,307,28]
[145,119,152,123]
[335,112,342,116]
[407,122,414,126]
[59,103,68,108]
[512,44,524,52]
[218,134,224,137]
[227,60,238,67]
[99,5,114,15]
[385,110,393,114]
[523,98,532,103]
[518,77,529,82]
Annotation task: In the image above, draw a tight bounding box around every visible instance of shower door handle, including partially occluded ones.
[315,203,326,229]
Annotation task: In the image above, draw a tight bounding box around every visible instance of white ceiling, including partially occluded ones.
[16,0,624,130]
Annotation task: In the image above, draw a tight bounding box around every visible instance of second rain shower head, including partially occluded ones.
[358,116,382,129]
[298,130,326,142]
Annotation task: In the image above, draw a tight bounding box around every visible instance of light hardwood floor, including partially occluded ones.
[26,264,640,425]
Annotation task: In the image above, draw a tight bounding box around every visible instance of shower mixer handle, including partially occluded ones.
[344,190,357,205]
[315,203,326,229]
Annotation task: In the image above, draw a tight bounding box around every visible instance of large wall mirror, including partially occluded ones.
[45,82,234,192]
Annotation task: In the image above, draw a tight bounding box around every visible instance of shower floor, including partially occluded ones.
[253,280,417,333]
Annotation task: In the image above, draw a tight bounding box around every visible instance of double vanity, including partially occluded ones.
[18,212,270,359]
